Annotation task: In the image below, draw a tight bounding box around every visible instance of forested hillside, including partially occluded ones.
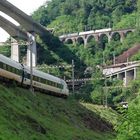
[30,0,140,79]
[1,0,139,71]
[33,0,137,35]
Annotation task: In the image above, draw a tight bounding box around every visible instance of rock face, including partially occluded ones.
[115,44,140,64]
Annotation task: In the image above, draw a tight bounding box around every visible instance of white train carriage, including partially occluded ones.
[0,54,23,83]
[0,54,69,96]
[67,33,79,37]
[59,33,78,38]
[94,28,111,33]
[79,30,94,35]
[23,66,69,96]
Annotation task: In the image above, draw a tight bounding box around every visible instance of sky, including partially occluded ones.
[0,0,46,42]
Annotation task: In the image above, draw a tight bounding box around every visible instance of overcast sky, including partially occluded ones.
[0,0,46,41]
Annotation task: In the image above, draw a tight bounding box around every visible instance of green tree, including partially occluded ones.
[116,97,140,140]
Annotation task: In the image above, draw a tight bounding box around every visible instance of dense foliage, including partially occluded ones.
[31,0,140,75]
[33,0,137,35]
[116,96,140,140]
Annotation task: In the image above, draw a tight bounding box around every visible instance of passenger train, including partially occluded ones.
[59,28,112,38]
[0,54,69,97]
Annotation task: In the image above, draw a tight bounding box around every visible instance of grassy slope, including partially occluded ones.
[0,84,117,140]
[81,104,118,126]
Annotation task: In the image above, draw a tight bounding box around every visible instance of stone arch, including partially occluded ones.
[125,30,133,37]
[77,37,84,45]
[99,34,108,50]
[86,35,95,43]
[65,38,73,44]
[111,32,121,41]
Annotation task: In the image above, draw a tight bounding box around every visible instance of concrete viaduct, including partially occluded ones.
[0,0,52,67]
[103,62,140,86]
[59,28,135,47]
[66,62,140,88]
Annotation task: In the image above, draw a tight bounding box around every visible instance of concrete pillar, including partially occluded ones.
[134,68,137,80]
[108,35,111,43]
[123,71,127,87]
[120,32,125,43]
[84,38,88,48]
[27,33,37,67]
[72,38,76,46]
[112,74,117,80]
[125,70,134,86]
[94,35,99,42]
[11,38,19,62]
[118,72,125,80]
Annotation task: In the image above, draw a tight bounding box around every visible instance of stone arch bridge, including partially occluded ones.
[59,28,135,47]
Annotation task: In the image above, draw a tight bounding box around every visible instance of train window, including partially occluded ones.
[12,68,15,73]
[41,78,44,83]
[35,76,37,81]
[50,81,53,86]
[58,84,63,89]
[38,78,40,82]
[33,76,40,82]
[6,65,9,71]
[33,76,35,81]
[3,64,6,70]
[47,80,51,85]
[54,83,57,87]
[16,69,19,74]
[9,66,13,72]
[37,77,40,82]
[40,78,44,83]
[24,72,30,79]
[19,70,22,75]
[7,65,11,72]
[0,62,21,75]
[12,67,15,73]
[56,83,58,88]
[0,62,2,68]
[52,82,55,86]
[42,79,46,84]
[33,76,36,81]
[27,74,29,79]
[40,78,43,83]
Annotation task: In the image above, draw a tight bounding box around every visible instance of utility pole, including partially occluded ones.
[72,59,75,94]
[113,52,116,65]
[102,53,108,107]
[27,33,34,93]
[127,52,129,65]
[30,42,33,92]
[103,52,105,65]
[104,77,108,108]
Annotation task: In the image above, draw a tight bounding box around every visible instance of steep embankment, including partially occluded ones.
[0,84,116,140]
[115,44,140,63]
